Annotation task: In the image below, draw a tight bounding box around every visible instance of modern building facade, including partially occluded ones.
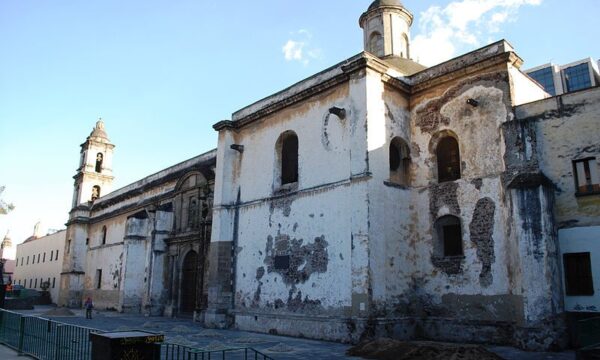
[54,0,600,351]
[525,58,600,96]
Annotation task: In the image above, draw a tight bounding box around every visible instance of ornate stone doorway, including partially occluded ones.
[180,250,198,314]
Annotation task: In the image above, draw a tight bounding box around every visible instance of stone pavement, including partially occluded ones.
[15,306,576,360]
[0,344,33,359]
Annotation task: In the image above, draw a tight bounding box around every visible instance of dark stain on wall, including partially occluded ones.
[469,197,496,287]
[516,189,544,260]
[415,72,509,134]
[501,119,539,174]
[270,195,294,217]
[264,233,329,285]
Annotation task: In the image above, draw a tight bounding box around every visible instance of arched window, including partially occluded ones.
[402,33,410,59]
[434,215,463,257]
[368,32,384,57]
[436,136,461,182]
[91,185,101,201]
[389,137,410,186]
[277,131,299,185]
[101,226,107,245]
[95,153,103,173]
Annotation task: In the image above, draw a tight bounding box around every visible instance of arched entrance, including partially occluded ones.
[180,250,198,314]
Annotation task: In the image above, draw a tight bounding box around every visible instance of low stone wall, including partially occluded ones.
[4,297,34,310]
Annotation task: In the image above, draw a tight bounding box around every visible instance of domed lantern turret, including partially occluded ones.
[359,0,413,60]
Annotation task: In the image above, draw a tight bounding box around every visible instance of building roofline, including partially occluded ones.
[215,40,522,132]
[90,148,217,210]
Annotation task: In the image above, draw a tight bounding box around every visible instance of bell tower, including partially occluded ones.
[359,0,413,60]
[72,119,115,208]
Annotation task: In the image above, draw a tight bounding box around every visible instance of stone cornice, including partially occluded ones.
[214,53,407,131]
[411,52,522,95]
[214,41,523,132]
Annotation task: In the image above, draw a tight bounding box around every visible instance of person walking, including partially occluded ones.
[84,297,94,319]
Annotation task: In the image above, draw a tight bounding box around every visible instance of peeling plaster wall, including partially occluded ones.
[395,67,516,320]
[211,51,569,348]
[515,87,600,229]
[515,87,600,314]
[558,226,600,312]
[84,216,128,310]
[212,72,372,336]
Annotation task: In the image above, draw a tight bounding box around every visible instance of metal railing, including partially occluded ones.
[0,309,274,360]
[157,343,274,360]
[0,308,103,359]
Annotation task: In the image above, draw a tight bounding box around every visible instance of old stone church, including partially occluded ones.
[58,0,600,351]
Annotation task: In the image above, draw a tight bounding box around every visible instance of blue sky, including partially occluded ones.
[1,0,599,251]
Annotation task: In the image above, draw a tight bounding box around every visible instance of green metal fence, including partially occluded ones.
[157,343,274,360]
[0,308,103,359]
[0,309,274,360]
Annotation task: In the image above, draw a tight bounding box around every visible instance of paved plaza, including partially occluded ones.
[10,306,575,360]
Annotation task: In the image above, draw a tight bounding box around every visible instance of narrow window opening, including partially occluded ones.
[52,277,56,289]
[101,226,107,245]
[279,132,299,185]
[91,185,101,201]
[96,269,102,289]
[43,253,45,263]
[437,136,461,182]
[389,137,410,186]
[573,158,599,195]
[434,215,463,257]
[368,32,384,57]
[443,224,463,257]
[564,252,594,296]
[95,153,103,173]
[67,240,71,254]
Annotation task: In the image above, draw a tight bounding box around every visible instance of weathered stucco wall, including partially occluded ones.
[515,86,600,315]
[515,87,600,229]
[84,215,127,310]
[559,226,600,312]
[211,67,373,339]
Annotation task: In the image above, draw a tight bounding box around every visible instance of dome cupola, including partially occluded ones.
[359,0,413,59]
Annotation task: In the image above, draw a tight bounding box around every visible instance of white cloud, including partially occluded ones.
[283,40,305,62]
[282,30,321,66]
[412,0,542,66]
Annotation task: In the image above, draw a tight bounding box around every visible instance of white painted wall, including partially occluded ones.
[559,226,600,312]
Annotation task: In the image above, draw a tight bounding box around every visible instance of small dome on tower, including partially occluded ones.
[88,119,109,141]
[2,231,12,249]
[360,0,414,61]
[368,0,405,11]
